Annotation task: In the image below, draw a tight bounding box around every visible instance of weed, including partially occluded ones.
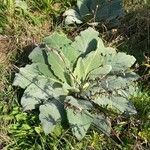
[0,0,150,149]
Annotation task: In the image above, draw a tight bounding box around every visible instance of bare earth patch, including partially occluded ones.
[0,35,12,66]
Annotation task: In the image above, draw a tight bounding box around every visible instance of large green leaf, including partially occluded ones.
[43,32,79,65]
[39,100,65,134]
[65,96,93,140]
[73,48,104,82]
[47,50,68,82]
[13,64,44,89]
[65,96,93,111]
[88,65,112,80]
[71,27,99,55]
[84,73,138,115]
[93,96,137,115]
[73,57,85,83]
[67,109,93,140]
[13,63,59,89]
[100,73,139,93]
[87,73,138,100]
[92,114,111,136]
[105,52,136,74]
[35,63,56,79]
[21,78,65,111]
[29,46,47,63]
[82,50,104,79]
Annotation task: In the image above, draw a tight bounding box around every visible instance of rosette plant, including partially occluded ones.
[13,27,138,140]
[63,0,123,26]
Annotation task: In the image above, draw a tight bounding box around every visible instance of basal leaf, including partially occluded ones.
[43,32,71,49]
[39,100,64,134]
[73,57,85,83]
[65,96,93,111]
[29,46,47,63]
[63,9,83,25]
[100,73,138,92]
[82,50,104,79]
[74,48,104,81]
[93,96,137,115]
[92,114,111,136]
[35,63,56,80]
[21,78,64,111]
[67,108,93,140]
[89,65,112,80]
[43,32,79,65]
[105,52,136,74]
[13,64,44,89]
[47,50,67,82]
[71,27,99,55]
[65,96,93,140]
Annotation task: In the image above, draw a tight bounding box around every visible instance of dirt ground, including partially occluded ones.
[0,35,14,65]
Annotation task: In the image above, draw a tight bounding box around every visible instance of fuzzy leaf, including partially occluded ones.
[100,73,139,92]
[93,96,137,115]
[21,78,65,111]
[13,63,58,89]
[82,50,104,79]
[43,32,79,65]
[39,100,64,134]
[35,63,56,79]
[89,65,112,80]
[74,48,104,81]
[65,96,93,111]
[71,27,99,55]
[13,64,44,89]
[63,9,83,25]
[67,108,93,140]
[73,57,85,83]
[105,52,136,74]
[29,47,47,63]
[92,114,111,136]
[47,50,67,82]
[65,96,93,140]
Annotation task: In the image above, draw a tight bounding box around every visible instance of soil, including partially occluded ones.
[0,35,14,65]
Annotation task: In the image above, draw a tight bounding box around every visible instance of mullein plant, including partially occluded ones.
[13,27,138,140]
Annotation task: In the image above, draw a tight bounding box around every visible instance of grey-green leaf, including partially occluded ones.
[65,96,93,111]
[63,9,83,25]
[47,50,67,82]
[29,47,47,63]
[92,114,111,136]
[43,32,78,65]
[82,50,104,79]
[93,96,137,115]
[39,100,64,134]
[67,108,93,140]
[105,52,136,74]
[89,65,112,80]
[71,27,99,55]
[13,64,44,89]
[21,78,63,111]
